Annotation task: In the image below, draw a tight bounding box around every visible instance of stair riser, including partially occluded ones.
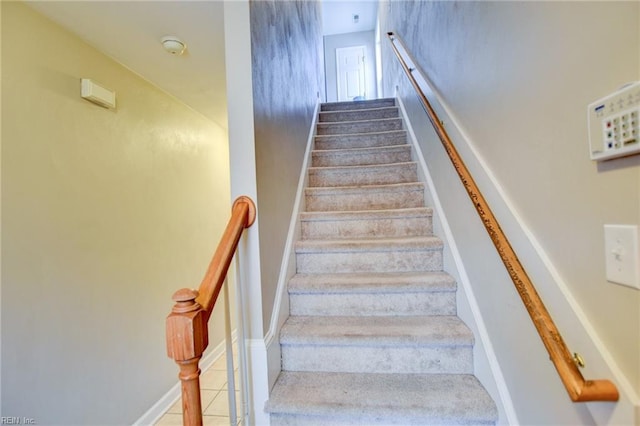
[281,345,473,374]
[321,99,395,112]
[319,108,399,123]
[270,414,495,426]
[317,119,402,136]
[301,215,432,239]
[308,163,418,187]
[312,146,412,167]
[315,131,406,150]
[305,187,425,212]
[289,292,456,316]
[296,249,442,273]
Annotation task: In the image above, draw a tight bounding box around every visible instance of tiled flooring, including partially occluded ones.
[155,350,242,426]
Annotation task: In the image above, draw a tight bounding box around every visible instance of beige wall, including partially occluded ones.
[1,3,231,423]
[381,1,639,424]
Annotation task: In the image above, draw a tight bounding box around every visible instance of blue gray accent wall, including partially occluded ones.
[249,0,324,333]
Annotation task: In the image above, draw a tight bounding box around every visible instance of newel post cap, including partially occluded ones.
[166,288,209,361]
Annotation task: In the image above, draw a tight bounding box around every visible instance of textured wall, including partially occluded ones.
[380,1,639,424]
[1,3,231,423]
[324,30,377,102]
[249,0,324,334]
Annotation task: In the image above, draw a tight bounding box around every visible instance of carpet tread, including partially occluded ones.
[280,315,474,346]
[270,99,497,425]
[266,371,498,424]
[288,271,455,293]
[295,236,443,253]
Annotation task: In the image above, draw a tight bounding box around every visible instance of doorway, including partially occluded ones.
[336,45,366,101]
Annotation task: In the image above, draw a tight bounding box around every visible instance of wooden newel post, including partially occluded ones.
[166,288,209,426]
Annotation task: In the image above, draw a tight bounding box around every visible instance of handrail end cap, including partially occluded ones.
[233,196,256,228]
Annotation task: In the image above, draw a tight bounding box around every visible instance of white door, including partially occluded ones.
[336,46,366,102]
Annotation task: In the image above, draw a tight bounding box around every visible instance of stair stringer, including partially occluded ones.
[396,96,517,426]
[263,98,505,424]
[263,100,321,402]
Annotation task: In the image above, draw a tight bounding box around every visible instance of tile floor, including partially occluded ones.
[155,349,243,426]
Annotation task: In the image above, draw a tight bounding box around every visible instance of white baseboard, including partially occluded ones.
[133,331,237,426]
[246,338,271,426]
[264,100,320,392]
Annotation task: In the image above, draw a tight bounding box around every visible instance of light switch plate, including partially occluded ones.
[604,224,640,290]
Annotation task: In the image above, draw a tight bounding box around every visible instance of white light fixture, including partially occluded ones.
[161,36,186,56]
[81,79,116,109]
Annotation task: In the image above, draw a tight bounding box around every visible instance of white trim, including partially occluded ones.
[396,95,519,426]
[246,338,271,426]
[133,331,237,426]
[234,258,251,424]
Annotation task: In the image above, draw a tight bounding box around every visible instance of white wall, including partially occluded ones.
[380,1,639,425]
[1,2,232,424]
[324,30,377,102]
[222,4,271,424]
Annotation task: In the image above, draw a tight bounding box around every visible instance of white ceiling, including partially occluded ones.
[26,1,378,129]
[26,0,228,127]
[322,0,378,37]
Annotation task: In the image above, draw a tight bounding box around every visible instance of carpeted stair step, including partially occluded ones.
[317,117,403,136]
[266,371,498,425]
[288,271,456,316]
[321,98,395,112]
[267,98,498,425]
[305,182,424,212]
[319,106,399,123]
[300,208,433,240]
[315,130,407,150]
[311,144,412,167]
[295,236,443,274]
[308,162,418,187]
[280,315,473,374]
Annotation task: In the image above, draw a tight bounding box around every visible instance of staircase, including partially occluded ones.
[265,99,498,425]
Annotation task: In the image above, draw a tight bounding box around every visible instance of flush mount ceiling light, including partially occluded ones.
[161,35,186,56]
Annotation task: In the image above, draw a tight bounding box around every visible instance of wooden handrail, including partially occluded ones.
[166,196,256,426]
[387,31,618,403]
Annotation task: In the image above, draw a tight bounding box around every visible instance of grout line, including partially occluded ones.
[154,347,241,425]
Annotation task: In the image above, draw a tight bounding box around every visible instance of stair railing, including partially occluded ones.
[166,196,256,426]
[387,31,618,403]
